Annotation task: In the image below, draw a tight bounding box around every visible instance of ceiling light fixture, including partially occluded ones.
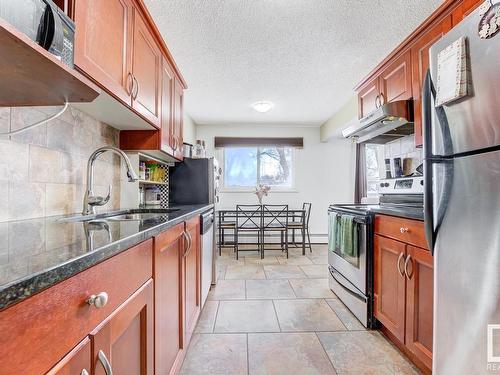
[252,101,274,113]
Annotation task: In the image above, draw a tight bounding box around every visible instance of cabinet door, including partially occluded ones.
[132,9,161,127]
[374,235,406,342]
[91,280,154,375]
[379,49,412,105]
[451,0,483,26]
[172,77,184,160]
[74,0,133,104]
[183,218,201,345]
[154,224,185,375]
[405,245,434,370]
[160,57,175,155]
[357,76,379,119]
[411,16,452,147]
[46,337,91,375]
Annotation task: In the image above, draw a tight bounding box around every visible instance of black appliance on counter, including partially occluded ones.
[0,0,75,67]
[328,175,424,328]
[169,157,219,205]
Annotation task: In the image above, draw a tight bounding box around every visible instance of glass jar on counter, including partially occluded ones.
[193,140,206,158]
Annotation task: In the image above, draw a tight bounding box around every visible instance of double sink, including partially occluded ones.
[60,208,180,223]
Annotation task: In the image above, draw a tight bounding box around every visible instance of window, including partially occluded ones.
[365,144,383,196]
[223,146,294,189]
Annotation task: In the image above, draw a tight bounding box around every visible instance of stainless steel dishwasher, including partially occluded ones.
[200,209,215,307]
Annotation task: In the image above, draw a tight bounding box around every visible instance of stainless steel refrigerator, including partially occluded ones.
[423,4,500,374]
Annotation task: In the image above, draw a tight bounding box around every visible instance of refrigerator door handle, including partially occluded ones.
[423,70,436,253]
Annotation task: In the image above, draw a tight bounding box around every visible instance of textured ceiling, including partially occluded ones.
[145,0,442,126]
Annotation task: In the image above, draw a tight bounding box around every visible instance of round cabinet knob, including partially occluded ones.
[400,227,409,233]
[87,292,109,308]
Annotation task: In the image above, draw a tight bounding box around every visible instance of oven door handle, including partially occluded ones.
[328,266,367,303]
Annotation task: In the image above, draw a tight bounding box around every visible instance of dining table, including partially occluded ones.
[216,207,308,255]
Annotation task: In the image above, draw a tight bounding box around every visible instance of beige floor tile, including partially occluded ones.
[307,255,329,265]
[325,299,365,331]
[195,301,219,333]
[277,255,314,265]
[245,255,280,265]
[208,280,246,300]
[215,300,280,333]
[246,279,296,299]
[225,265,266,280]
[289,278,336,298]
[248,333,337,375]
[217,255,245,267]
[216,264,226,281]
[317,331,419,375]
[274,299,346,332]
[180,334,247,375]
[300,264,329,278]
[264,265,306,279]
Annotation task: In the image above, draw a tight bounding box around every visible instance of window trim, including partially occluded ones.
[219,146,296,192]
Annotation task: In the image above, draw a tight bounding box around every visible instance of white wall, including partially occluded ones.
[183,112,197,145]
[196,124,356,241]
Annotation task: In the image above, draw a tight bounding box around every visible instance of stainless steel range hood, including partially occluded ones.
[342,100,414,144]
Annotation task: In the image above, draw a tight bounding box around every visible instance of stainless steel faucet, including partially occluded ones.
[83,146,139,215]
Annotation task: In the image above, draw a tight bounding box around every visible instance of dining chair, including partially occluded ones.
[262,204,289,258]
[218,210,236,256]
[235,205,263,260]
[288,202,312,252]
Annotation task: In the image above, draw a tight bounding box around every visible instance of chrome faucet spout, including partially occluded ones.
[82,146,138,215]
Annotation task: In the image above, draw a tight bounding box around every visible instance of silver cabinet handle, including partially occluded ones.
[404,255,413,279]
[397,252,405,278]
[81,370,89,375]
[379,92,385,105]
[132,75,139,100]
[127,72,133,96]
[400,227,409,233]
[185,231,193,257]
[375,95,380,109]
[183,231,190,257]
[87,292,109,308]
[98,350,113,375]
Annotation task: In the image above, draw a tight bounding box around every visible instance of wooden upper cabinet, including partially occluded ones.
[183,217,201,345]
[91,280,154,375]
[132,9,161,127]
[153,224,185,375]
[411,16,452,147]
[74,0,133,104]
[161,57,175,155]
[173,77,185,160]
[451,0,483,26]
[379,49,412,104]
[374,234,407,343]
[46,337,91,375]
[357,75,380,119]
[405,245,434,370]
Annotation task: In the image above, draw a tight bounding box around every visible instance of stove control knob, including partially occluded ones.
[384,183,390,187]
[380,183,384,187]
[420,180,424,186]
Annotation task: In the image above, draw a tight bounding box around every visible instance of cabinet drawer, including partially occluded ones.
[0,239,152,375]
[374,215,428,249]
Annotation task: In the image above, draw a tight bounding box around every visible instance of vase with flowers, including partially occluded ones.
[254,184,271,205]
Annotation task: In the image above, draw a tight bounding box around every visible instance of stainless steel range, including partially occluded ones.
[328,176,423,328]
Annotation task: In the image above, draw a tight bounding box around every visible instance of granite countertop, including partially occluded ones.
[369,206,424,221]
[0,204,213,310]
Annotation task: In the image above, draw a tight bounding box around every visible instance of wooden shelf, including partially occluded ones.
[0,19,100,106]
[138,180,168,186]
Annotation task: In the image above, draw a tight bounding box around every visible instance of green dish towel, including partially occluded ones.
[328,212,341,253]
[340,215,358,258]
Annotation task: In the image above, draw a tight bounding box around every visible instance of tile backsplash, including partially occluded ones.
[0,105,121,222]
[383,134,423,177]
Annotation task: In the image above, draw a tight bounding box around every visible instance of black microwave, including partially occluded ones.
[0,0,75,67]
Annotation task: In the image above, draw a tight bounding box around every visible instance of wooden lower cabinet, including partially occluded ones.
[374,235,407,342]
[183,217,201,345]
[154,223,185,375]
[405,245,434,370]
[91,280,154,375]
[374,216,434,373]
[47,337,92,375]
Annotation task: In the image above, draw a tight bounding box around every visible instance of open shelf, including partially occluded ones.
[138,180,168,186]
[0,19,100,106]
